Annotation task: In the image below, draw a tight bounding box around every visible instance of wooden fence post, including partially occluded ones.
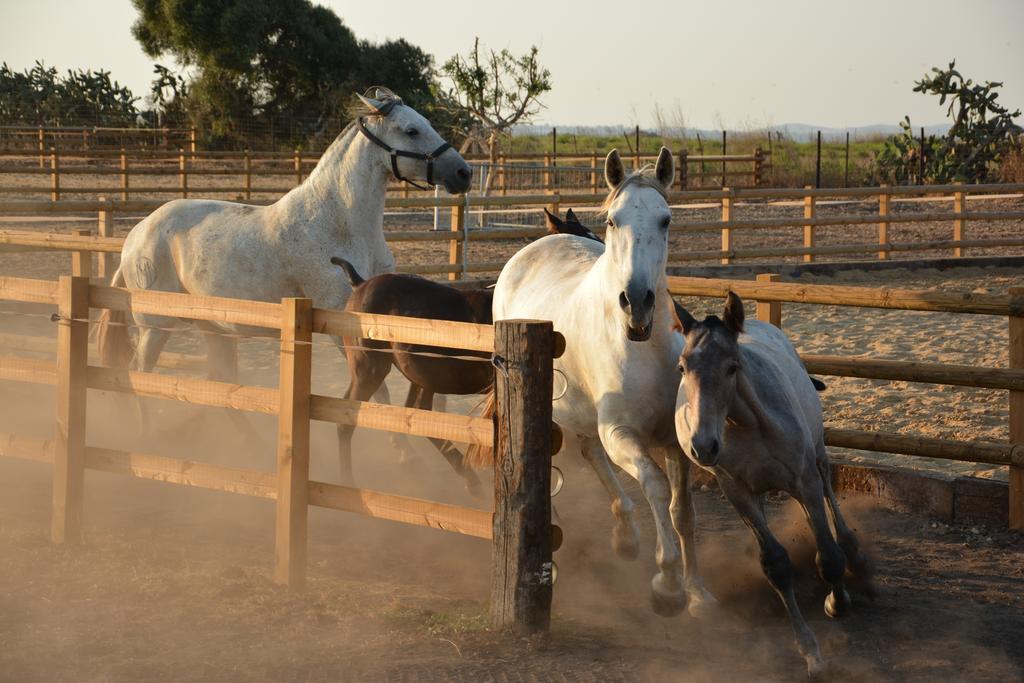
[119,148,129,200]
[755,273,782,328]
[294,149,302,186]
[52,275,90,543]
[244,149,252,200]
[499,155,507,196]
[953,186,966,258]
[878,186,891,260]
[189,127,197,159]
[179,149,188,198]
[449,201,466,281]
[491,319,554,633]
[590,152,598,193]
[71,229,92,279]
[38,126,45,168]
[97,198,114,283]
[275,297,313,588]
[753,147,764,187]
[50,147,60,201]
[1009,287,1024,530]
[543,153,551,192]
[678,149,688,190]
[720,188,733,265]
[802,186,815,263]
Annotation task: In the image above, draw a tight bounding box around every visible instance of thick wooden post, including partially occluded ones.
[755,273,782,328]
[678,149,688,189]
[189,127,197,159]
[802,186,816,263]
[720,188,733,265]
[294,149,302,186]
[491,319,554,633]
[38,126,45,168]
[50,147,60,201]
[120,148,129,200]
[878,186,891,260]
[179,149,188,198]
[71,229,92,279]
[543,152,551,192]
[590,152,598,193]
[97,199,115,283]
[244,149,252,200]
[275,297,313,588]
[499,155,507,195]
[52,275,90,543]
[1009,288,1024,530]
[753,147,764,187]
[953,187,966,258]
[448,202,466,281]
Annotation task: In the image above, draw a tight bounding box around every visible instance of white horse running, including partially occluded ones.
[97,88,471,428]
[674,293,871,677]
[483,149,716,617]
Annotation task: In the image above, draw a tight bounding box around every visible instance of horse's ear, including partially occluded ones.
[543,207,562,232]
[655,146,674,189]
[674,300,697,335]
[565,208,579,223]
[605,149,625,189]
[723,291,745,334]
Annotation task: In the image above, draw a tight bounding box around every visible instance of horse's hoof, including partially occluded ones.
[611,524,640,561]
[650,576,687,617]
[824,589,851,619]
[805,655,827,682]
[686,586,720,619]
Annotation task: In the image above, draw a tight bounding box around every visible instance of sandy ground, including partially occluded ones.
[1,383,1022,682]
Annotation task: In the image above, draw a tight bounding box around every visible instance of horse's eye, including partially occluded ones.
[607,219,615,229]
[405,128,419,137]
[678,363,686,374]
[727,363,739,376]
[660,216,670,231]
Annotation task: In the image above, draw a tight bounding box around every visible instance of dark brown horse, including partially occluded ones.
[331,257,492,496]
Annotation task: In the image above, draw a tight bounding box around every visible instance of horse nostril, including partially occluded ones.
[619,291,630,311]
[710,440,720,456]
[457,167,471,181]
[644,289,655,309]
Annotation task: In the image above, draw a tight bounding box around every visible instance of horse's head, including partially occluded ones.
[543,207,603,242]
[601,147,674,342]
[674,292,744,467]
[356,86,472,194]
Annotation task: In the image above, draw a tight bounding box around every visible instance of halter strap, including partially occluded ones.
[357,115,452,190]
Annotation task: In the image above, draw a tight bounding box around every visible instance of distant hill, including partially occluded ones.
[513,122,949,141]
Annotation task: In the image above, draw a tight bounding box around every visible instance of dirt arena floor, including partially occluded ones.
[2,195,1023,681]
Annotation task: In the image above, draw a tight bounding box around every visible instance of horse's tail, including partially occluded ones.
[96,267,134,368]
[463,389,497,470]
[330,257,365,288]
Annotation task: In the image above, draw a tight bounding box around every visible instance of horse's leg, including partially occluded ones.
[580,436,640,561]
[198,322,262,449]
[718,476,825,678]
[795,478,851,619]
[415,388,485,499]
[337,347,391,485]
[599,423,685,617]
[664,443,718,618]
[817,442,873,589]
[389,382,421,466]
[132,324,171,436]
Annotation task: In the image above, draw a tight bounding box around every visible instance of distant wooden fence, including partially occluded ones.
[669,273,1024,529]
[0,146,767,197]
[0,125,196,155]
[0,275,563,632]
[1,183,1022,284]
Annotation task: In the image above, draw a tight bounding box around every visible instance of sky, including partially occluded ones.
[1,0,1021,130]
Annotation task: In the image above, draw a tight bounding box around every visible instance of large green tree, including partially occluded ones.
[131,0,434,146]
[0,61,139,126]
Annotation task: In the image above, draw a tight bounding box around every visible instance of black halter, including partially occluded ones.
[357,105,452,190]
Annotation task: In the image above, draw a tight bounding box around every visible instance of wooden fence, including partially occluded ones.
[0,146,767,197]
[0,275,563,632]
[0,125,196,155]
[1,183,1022,284]
[667,273,1024,529]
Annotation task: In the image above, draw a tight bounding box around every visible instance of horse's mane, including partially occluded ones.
[599,166,669,215]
